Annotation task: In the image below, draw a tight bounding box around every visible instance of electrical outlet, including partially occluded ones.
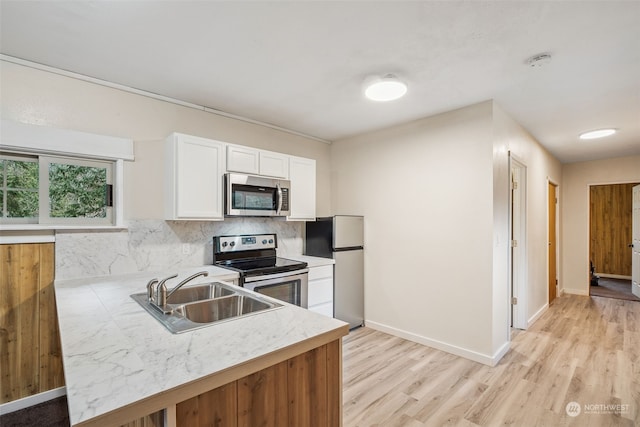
[182,243,190,255]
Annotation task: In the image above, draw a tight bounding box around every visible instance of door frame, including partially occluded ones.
[547,179,559,303]
[509,154,527,329]
[632,184,640,298]
[587,181,640,283]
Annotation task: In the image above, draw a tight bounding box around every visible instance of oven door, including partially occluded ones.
[225,173,290,217]
[243,270,308,308]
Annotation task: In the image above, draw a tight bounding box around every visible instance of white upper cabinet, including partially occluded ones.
[164,133,315,221]
[226,145,259,174]
[165,133,225,220]
[227,145,289,179]
[259,150,289,178]
[288,156,316,221]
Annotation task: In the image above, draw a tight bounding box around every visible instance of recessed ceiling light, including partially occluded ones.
[579,129,617,140]
[364,74,407,102]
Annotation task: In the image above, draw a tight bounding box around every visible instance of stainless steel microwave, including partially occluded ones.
[224,173,291,217]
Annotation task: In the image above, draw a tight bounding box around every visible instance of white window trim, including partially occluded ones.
[0,120,132,230]
[1,119,134,160]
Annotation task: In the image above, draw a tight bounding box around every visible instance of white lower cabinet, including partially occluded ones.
[307,264,334,317]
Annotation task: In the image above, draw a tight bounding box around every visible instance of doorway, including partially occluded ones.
[509,155,527,329]
[548,182,558,304]
[589,182,640,301]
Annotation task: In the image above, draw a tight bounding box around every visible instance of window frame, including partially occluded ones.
[39,155,115,226]
[0,153,39,224]
[0,120,131,230]
[0,152,120,227]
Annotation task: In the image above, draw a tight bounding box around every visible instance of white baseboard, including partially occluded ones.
[597,273,632,280]
[0,387,66,415]
[528,303,548,327]
[492,341,511,366]
[365,320,509,366]
[563,287,589,296]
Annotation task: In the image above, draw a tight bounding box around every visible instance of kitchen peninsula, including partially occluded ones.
[54,266,348,427]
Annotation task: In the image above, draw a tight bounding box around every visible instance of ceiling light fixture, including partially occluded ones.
[579,128,617,140]
[364,74,407,102]
[526,53,552,68]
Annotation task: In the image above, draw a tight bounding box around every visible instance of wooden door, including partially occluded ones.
[548,183,557,303]
[632,185,640,298]
[590,183,639,276]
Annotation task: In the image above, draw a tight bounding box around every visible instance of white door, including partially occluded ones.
[632,185,640,298]
[509,156,527,330]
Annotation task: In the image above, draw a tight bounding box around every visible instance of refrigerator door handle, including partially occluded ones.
[334,246,364,252]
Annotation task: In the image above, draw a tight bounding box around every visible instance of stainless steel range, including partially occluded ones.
[213,234,309,308]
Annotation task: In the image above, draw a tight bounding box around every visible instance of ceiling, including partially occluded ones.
[1,1,639,163]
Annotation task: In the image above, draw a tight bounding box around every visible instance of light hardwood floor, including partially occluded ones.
[342,294,639,427]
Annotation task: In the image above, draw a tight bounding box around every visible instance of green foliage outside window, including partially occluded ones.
[1,158,39,218]
[49,163,107,218]
[1,155,112,223]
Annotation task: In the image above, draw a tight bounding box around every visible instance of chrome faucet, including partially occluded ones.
[146,278,159,302]
[157,271,209,310]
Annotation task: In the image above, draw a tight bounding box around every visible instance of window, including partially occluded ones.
[0,155,39,220]
[1,153,114,226]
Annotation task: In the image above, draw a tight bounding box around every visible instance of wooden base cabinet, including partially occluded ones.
[0,243,64,404]
[176,340,341,427]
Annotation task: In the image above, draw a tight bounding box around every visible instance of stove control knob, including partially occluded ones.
[262,239,267,244]
[221,242,228,247]
[268,239,274,244]
[230,241,235,247]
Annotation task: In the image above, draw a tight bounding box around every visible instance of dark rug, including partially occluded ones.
[0,396,70,427]
[590,277,640,302]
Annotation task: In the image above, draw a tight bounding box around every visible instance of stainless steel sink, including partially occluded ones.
[130,281,281,334]
[174,295,273,324]
[166,283,236,304]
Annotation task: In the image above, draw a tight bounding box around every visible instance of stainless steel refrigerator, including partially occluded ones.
[305,215,364,329]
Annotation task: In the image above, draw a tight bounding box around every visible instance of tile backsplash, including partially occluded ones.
[55,218,303,280]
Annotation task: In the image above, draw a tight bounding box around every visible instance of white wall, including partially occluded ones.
[0,60,332,218]
[561,155,640,295]
[332,101,497,362]
[331,101,561,365]
[492,105,562,328]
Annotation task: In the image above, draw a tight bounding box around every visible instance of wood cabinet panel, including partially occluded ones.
[120,412,163,427]
[38,245,64,392]
[590,183,639,276]
[288,345,328,427]
[0,243,63,404]
[177,382,237,427]
[238,361,288,427]
[176,340,341,427]
[326,339,342,427]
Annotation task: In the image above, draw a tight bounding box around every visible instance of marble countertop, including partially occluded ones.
[284,254,335,268]
[54,265,347,426]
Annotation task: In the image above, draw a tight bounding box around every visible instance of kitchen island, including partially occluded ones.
[54,266,349,427]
